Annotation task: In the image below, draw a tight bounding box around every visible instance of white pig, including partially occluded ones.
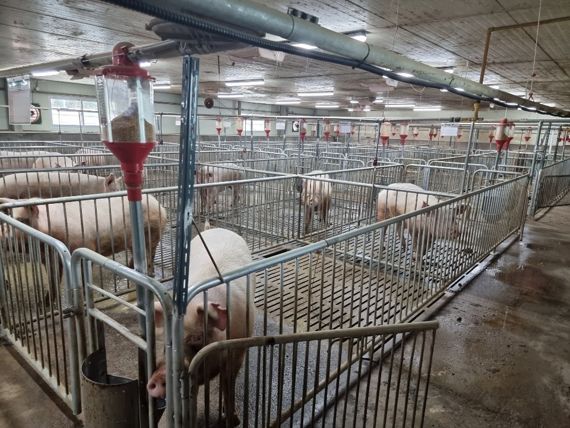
[0,172,120,199]
[0,194,167,296]
[196,163,244,212]
[32,155,75,169]
[148,228,255,426]
[299,171,332,234]
[376,183,468,260]
[0,150,56,169]
[74,148,115,166]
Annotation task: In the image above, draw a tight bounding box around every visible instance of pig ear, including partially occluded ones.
[27,205,40,218]
[421,201,429,208]
[197,302,228,331]
[105,173,116,187]
[154,301,164,328]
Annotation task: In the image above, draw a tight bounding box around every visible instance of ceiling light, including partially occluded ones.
[225,79,265,87]
[526,106,537,111]
[454,87,465,92]
[275,99,301,105]
[493,97,502,102]
[315,104,340,109]
[346,30,368,42]
[545,102,556,107]
[154,84,172,90]
[440,88,448,92]
[298,91,334,97]
[31,70,60,77]
[139,61,152,67]
[291,43,318,50]
[385,104,415,108]
[396,72,414,78]
[444,68,454,74]
[490,84,500,89]
[373,98,384,104]
[363,106,371,112]
[505,101,518,106]
[347,108,354,112]
[414,107,442,112]
[217,93,244,98]
[350,100,359,104]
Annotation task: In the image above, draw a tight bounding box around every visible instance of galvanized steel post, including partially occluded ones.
[460,121,476,193]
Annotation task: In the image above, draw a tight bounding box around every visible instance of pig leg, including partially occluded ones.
[42,255,63,307]
[221,350,243,427]
[304,204,313,235]
[231,184,240,208]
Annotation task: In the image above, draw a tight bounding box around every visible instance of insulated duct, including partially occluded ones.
[104,0,569,118]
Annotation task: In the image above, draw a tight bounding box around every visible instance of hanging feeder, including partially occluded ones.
[523,127,532,142]
[412,127,419,138]
[350,123,356,136]
[391,123,398,137]
[494,118,509,152]
[236,116,244,137]
[215,116,223,136]
[456,129,463,140]
[264,118,271,139]
[399,124,409,146]
[504,121,515,150]
[300,118,307,143]
[324,120,331,142]
[334,123,340,138]
[488,128,495,144]
[95,42,155,202]
[310,123,317,137]
[428,125,436,141]
[380,121,391,146]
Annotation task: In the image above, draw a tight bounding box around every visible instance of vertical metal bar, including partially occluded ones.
[460,121,476,194]
[529,121,544,183]
[172,55,200,427]
[553,126,562,162]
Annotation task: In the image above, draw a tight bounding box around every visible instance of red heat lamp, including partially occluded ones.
[95,42,155,202]
[523,127,532,143]
[215,116,223,136]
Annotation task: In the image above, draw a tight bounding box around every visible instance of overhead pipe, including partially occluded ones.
[0,41,182,78]
[100,0,570,117]
[473,15,570,120]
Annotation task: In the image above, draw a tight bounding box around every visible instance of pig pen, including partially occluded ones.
[0,158,529,426]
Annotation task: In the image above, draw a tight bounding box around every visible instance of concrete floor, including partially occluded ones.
[0,206,569,427]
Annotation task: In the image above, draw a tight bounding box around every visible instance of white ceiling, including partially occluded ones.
[1,0,569,112]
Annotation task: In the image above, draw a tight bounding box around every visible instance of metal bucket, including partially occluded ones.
[81,348,139,428]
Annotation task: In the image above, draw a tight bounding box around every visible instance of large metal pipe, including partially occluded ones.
[0,41,181,78]
[117,0,568,117]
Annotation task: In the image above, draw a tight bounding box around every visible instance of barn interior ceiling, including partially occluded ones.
[1,0,569,113]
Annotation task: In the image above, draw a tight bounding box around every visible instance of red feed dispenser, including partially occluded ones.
[95,42,156,202]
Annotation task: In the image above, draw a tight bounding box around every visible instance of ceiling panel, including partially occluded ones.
[0,0,568,111]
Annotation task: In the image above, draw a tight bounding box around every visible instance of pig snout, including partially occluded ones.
[147,362,167,398]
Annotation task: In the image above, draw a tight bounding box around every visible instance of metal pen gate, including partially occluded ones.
[530,158,570,215]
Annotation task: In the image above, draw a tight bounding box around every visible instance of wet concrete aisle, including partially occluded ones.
[0,207,569,427]
[425,206,570,427]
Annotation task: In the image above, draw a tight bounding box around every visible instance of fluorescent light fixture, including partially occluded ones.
[225,79,265,87]
[373,98,384,104]
[31,70,60,77]
[526,106,537,111]
[444,68,454,74]
[139,61,152,67]
[363,106,371,112]
[385,104,415,108]
[345,30,368,42]
[396,72,414,78]
[440,88,448,92]
[298,91,334,97]
[154,84,172,90]
[350,100,359,104]
[275,99,301,105]
[545,102,556,107]
[414,107,442,112]
[454,87,465,92]
[291,43,318,50]
[217,93,244,98]
[315,104,340,109]
[493,97,502,102]
[347,108,354,112]
[490,84,500,89]
[505,101,518,106]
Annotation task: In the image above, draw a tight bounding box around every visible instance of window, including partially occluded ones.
[244,119,265,133]
[51,98,100,127]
